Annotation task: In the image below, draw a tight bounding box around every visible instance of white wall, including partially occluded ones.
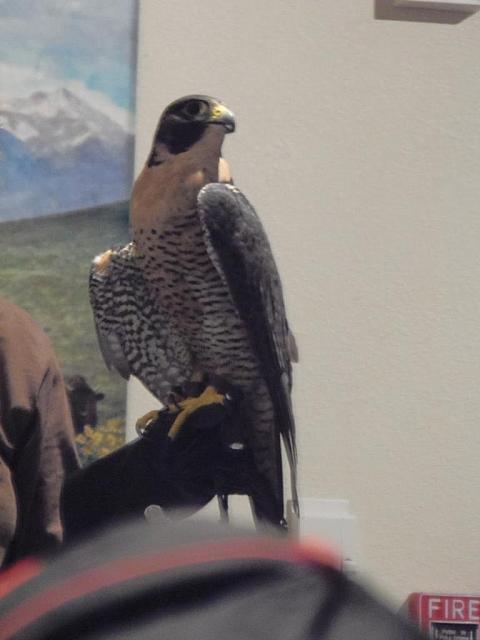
[132,0,480,604]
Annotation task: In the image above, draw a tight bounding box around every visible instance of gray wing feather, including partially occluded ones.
[89,243,193,403]
[198,183,298,514]
[94,319,131,380]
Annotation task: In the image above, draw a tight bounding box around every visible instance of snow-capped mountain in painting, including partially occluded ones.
[0,89,134,220]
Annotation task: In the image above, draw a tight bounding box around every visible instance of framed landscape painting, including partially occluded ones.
[0,0,138,463]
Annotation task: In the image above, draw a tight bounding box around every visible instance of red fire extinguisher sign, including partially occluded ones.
[408,593,480,639]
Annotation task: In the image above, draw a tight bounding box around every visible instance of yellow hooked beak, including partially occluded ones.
[208,102,236,133]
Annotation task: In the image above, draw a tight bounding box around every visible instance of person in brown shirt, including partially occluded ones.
[0,297,79,568]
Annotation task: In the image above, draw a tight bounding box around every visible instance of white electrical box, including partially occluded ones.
[287,498,360,576]
[394,0,480,11]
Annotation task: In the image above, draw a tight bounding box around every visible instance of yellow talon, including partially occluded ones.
[135,410,162,436]
[167,385,226,440]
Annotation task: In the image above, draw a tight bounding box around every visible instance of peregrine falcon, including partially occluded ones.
[90,95,298,526]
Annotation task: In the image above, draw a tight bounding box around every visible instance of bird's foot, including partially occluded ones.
[167,385,227,440]
[167,379,207,407]
[135,410,162,437]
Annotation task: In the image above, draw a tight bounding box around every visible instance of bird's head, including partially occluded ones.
[147,95,235,167]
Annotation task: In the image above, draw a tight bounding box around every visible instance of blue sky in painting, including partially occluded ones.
[0,0,137,126]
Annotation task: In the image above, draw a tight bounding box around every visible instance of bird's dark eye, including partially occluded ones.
[181,100,207,119]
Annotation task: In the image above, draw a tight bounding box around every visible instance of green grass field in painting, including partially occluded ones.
[0,201,130,434]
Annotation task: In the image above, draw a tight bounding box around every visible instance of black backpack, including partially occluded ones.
[0,518,425,640]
